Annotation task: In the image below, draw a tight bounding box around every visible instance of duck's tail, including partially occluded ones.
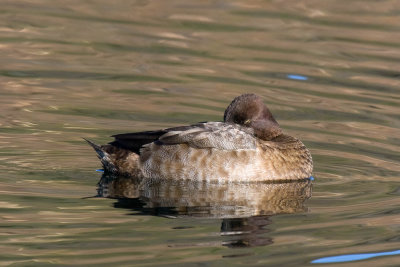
[84,138,118,174]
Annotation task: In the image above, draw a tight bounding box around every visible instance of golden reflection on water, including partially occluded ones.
[0,0,400,265]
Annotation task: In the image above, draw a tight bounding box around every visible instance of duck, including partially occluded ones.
[86,93,313,182]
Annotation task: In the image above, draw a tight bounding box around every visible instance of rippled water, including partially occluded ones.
[1,0,399,266]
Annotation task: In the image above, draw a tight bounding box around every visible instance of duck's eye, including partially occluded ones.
[244,119,251,125]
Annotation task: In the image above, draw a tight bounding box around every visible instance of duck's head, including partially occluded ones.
[224,94,282,140]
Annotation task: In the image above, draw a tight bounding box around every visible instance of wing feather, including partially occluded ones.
[111,122,256,153]
[159,122,256,150]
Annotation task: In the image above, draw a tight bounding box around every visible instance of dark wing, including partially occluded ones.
[110,130,167,154]
[158,122,256,150]
[110,125,205,154]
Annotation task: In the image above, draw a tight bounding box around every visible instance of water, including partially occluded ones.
[1,0,399,266]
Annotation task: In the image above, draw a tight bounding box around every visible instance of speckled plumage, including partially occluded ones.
[86,94,313,181]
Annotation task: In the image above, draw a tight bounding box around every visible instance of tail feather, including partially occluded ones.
[84,138,118,173]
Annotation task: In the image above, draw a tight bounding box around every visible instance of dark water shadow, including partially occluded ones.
[96,175,312,249]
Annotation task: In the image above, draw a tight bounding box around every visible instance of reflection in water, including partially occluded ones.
[97,175,312,248]
[220,216,273,248]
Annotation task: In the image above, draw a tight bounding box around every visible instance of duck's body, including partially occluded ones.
[87,94,313,181]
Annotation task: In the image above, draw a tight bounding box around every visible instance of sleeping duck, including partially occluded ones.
[86,93,313,181]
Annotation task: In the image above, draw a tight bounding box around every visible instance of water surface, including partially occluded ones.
[1,0,399,266]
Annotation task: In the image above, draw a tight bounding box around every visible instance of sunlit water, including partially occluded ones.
[1,0,399,266]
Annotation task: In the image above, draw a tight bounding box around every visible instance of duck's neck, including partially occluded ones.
[251,120,282,140]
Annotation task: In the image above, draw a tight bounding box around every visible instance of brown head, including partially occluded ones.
[224,94,282,140]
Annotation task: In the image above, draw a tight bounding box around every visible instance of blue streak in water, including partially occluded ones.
[96,169,104,172]
[311,249,400,264]
[287,74,308,81]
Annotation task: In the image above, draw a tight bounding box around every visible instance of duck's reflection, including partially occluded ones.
[221,216,273,248]
[97,175,312,248]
